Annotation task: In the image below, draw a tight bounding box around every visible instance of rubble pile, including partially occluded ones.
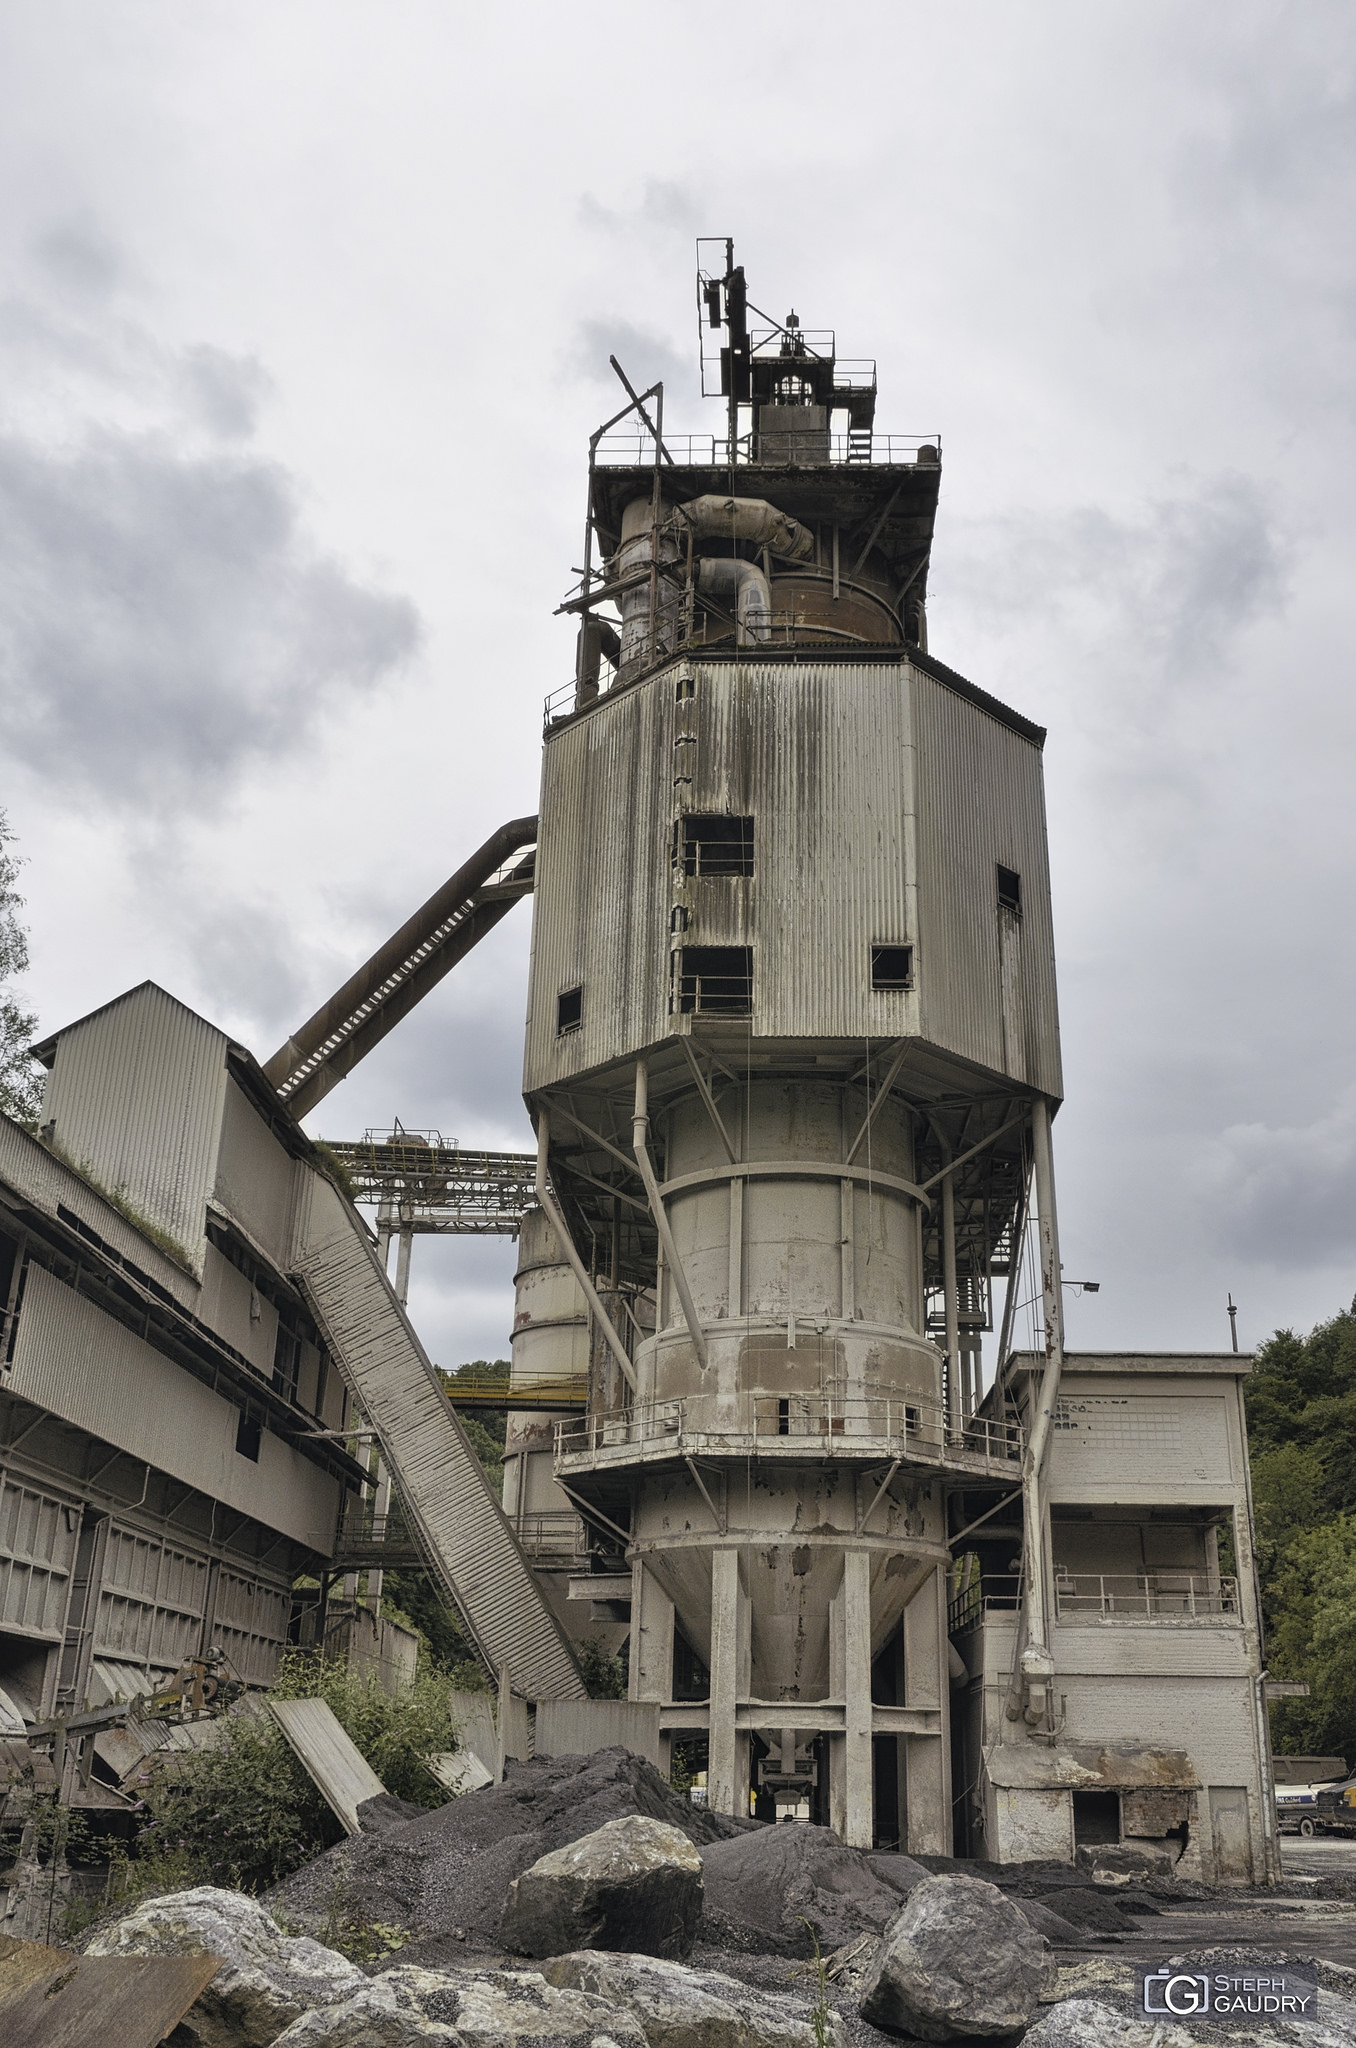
[72,1749,1356,2048]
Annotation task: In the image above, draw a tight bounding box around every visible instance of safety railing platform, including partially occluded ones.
[554,1390,1021,1479]
[591,431,940,468]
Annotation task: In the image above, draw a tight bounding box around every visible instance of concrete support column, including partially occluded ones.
[842,1548,874,1848]
[708,1548,749,1817]
[903,1565,950,1854]
[394,1225,413,1307]
[630,1561,675,1703]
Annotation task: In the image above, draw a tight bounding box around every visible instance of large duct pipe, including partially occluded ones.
[697,557,771,646]
[672,495,814,560]
[616,497,680,674]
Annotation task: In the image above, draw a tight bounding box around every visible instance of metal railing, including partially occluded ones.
[948,1571,1242,1633]
[670,970,753,1017]
[555,1391,1022,1467]
[592,431,940,468]
[1055,1573,1239,1619]
[514,1511,590,1563]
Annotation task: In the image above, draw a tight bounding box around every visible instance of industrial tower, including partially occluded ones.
[508,243,1066,1852]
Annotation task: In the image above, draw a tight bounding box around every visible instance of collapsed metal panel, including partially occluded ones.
[290,1169,585,1701]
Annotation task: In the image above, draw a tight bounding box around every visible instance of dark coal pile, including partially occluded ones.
[268,1745,748,1961]
[701,1826,925,1955]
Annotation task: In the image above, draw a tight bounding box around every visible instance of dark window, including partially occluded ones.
[272,1323,301,1401]
[670,906,689,934]
[556,986,583,1034]
[235,1412,262,1462]
[676,674,695,700]
[672,946,753,1017]
[675,814,754,878]
[997,864,1022,915]
[871,944,914,989]
[1073,1789,1121,1845]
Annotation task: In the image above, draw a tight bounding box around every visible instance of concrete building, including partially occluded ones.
[954,1352,1274,1883]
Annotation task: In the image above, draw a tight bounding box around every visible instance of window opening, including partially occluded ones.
[675,815,754,878]
[670,906,689,934]
[1073,1789,1120,1845]
[871,944,914,989]
[272,1323,301,1402]
[997,865,1022,915]
[235,1412,262,1462]
[676,675,695,700]
[556,986,583,1035]
[672,946,753,1017]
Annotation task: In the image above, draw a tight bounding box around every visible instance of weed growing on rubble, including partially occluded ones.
[798,1919,835,2048]
[108,1651,461,1894]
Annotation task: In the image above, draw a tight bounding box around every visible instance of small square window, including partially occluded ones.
[235,1412,262,1462]
[997,865,1022,915]
[556,986,583,1035]
[675,815,754,878]
[672,946,753,1016]
[676,675,695,700]
[871,944,914,990]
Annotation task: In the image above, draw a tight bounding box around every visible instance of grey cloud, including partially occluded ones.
[942,474,1287,679]
[180,345,272,439]
[31,216,124,302]
[565,317,691,398]
[1190,1085,1356,1271]
[0,426,420,807]
[578,181,698,235]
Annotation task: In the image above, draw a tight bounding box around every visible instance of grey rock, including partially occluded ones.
[701,1825,905,1954]
[271,1973,461,2045]
[84,1885,367,2047]
[858,1873,1053,2040]
[392,1964,649,2048]
[1021,1999,1194,2048]
[868,1854,932,1898]
[270,1747,744,1952]
[543,1948,839,2048]
[501,1816,703,1961]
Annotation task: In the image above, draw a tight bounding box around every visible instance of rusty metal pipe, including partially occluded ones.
[264,815,537,1107]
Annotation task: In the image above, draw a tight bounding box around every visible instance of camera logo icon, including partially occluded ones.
[1142,1972,1211,2016]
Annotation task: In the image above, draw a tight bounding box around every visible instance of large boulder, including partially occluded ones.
[544,1948,840,2048]
[1021,2000,1193,2048]
[274,1964,648,2048]
[84,1885,366,2047]
[270,1747,744,1955]
[701,1826,906,1955]
[858,1873,1053,2040]
[500,1815,702,1960]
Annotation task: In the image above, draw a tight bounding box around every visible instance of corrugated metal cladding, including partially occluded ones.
[913,669,1062,1098]
[95,1528,210,1670]
[526,659,925,1087]
[525,676,674,1092]
[39,983,228,1270]
[0,1118,199,1313]
[0,1472,78,1639]
[213,1569,290,1687]
[212,1078,299,1270]
[8,1263,341,1554]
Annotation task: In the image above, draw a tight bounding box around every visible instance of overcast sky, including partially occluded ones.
[2,2,1353,1370]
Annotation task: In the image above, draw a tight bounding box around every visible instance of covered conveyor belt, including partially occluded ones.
[291,1166,585,1701]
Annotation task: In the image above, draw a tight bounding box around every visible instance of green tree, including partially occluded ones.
[1246,1306,1356,1767]
[0,808,42,1127]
